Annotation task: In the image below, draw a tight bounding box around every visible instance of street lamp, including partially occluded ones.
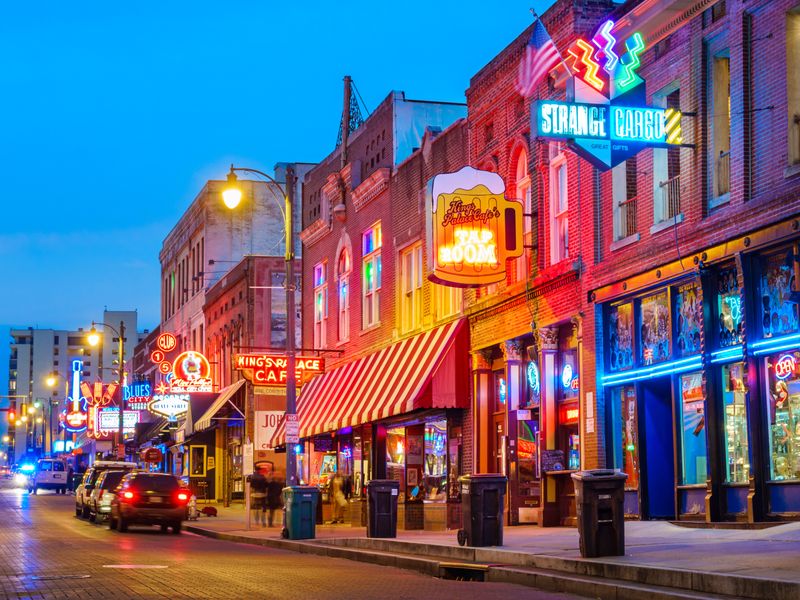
[222,164,299,487]
[87,321,127,459]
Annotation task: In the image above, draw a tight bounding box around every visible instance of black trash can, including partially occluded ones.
[571,469,627,558]
[281,485,319,540]
[366,479,400,538]
[457,474,507,547]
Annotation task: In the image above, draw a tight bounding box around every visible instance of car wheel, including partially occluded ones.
[172,522,182,534]
[76,505,82,517]
[117,516,128,532]
[88,511,96,523]
[81,506,90,519]
[33,486,38,495]
[108,516,117,530]
[60,487,66,495]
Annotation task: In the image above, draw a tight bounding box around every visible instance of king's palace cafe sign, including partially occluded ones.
[234,354,325,386]
[533,19,683,170]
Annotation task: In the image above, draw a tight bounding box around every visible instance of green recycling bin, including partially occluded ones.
[281,485,319,540]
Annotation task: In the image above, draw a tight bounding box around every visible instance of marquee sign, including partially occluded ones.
[533,19,682,170]
[425,166,523,287]
[169,351,213,393]
[234,354,324,386]
[148,393,190,420]
[97,408,139,433]
[81,380,119,439]
[63,360,88,433]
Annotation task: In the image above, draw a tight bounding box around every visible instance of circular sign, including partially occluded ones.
[157,332,177,353]
[172,351,211,382]
[140,447,163,463]
[775,354,797,381]
[527,362,540,395]
[150,349,165,364]
[561,364,574,389]
[159,361,172,374]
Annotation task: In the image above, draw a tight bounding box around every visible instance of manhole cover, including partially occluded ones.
[102,565,168,569]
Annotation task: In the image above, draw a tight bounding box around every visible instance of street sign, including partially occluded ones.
[243,443,254,476]
[285,414,300,444]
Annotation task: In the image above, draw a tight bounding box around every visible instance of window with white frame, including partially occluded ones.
[514,150,532,282]
[549,143,568,264]
[434,283,462,321]
[652,85,682,223]
[362,223,382,328]
[709,49,731,205]
[787,9,800,166]
[337,248,351,342]
[400,242,423,333]
[313,261,328,349]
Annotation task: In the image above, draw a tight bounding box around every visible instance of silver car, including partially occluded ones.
[87,470,127,523]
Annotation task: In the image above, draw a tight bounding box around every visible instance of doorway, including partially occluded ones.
[640,377,676,519]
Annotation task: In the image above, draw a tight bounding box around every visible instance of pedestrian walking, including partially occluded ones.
[249,466,267,527]
[266,470,284,527]
[330,471,347,524]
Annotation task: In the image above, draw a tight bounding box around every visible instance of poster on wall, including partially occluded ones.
[640,291,671,364]
[609,302,634,371]
[760,251,800,338]
[681,372,705,436]
[675,281,703,358]
[254,411,284,450]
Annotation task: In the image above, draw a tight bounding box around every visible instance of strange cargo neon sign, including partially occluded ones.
[533,19,682,170]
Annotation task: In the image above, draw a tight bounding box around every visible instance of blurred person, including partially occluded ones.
[330,471,347,524]
[266,470,284,527]
[249,466,267,527]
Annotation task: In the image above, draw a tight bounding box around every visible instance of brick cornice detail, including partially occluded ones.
[352,168,390,212]
[300,218,331,246]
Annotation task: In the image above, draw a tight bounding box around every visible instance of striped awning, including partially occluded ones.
[271,319,466,446]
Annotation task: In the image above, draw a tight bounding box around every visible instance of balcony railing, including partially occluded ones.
[716,150,730,196]
[659,175,681,220]
[618,195,638,239]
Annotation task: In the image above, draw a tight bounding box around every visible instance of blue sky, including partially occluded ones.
[0,1,552,387]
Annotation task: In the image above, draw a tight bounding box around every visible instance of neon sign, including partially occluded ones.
[169,351,213,393]
[124,382,152,411]
[498,377,507,404]
[426,166,523,287]
[81,380,118,439]
[561,364,574,389]
[527,362,540,395]
[97,408,139,433]
[156,332,177,352]
[774,354,797,381]
[533,19,682,170]
[235,354,324,385]
[148,394,190,420]
[64,360,88,433]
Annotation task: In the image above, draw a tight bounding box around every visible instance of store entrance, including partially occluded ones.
[641,377,676,519]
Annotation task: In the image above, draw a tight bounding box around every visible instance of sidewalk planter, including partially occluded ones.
[457,473,507,547]
[366,479,400,538]
[571,469,627,558]
[282,485,320,540]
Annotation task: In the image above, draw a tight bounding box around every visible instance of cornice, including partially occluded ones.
[352,168,390,212]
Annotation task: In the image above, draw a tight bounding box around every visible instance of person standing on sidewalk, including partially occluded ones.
[249,467,268,527]
[330,471,347,524]
[266,470,284,527]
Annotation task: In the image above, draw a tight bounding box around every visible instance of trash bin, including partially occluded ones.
[571,469,627,558]
[456,474,507,547]
[281,485,319,540]
[366,479,400,538]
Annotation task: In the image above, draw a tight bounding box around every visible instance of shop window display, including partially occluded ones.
[608,302,634,371]
[611,386,639,490]
[386,427,406,494]
[640,291,671,365]
[423,420,447,501]
[722,363,749,484]
[760,251,800,339]
[675,281,703,358]
[766,351,800,481]
[717,266,743,347]
[680,371,708,485]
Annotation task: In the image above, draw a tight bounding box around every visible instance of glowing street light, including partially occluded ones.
[2,435,9,443]
[87,326,101,348]
[45,375,56,387]
[222,170,243,209]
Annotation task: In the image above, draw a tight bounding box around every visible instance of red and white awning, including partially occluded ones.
[270,319,467,446]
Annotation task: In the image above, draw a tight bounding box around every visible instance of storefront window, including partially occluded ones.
[640,290,671,365]
[766,350,800,481]
[680,371,708,485]
[608,302,634,371]
[717,266,743,347]
[517,418,540,504]
[722,362,749,484]
[558,351,579,470]
[386,426,406,495]
[525,361,541,408]
[189,446,207,477]
[675,281,703,357]
[611,386,639,490]
[760,251,800,338]
[424,420,447,501]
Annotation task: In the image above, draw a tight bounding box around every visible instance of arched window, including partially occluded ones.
[337,247,351,342]
[514,149,532,281]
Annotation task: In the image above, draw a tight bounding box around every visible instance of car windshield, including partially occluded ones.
[37,461,52,472]
[130,475,179,492]
[100,471,125,490]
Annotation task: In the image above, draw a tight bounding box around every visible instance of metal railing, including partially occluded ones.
[618,195,638,239]
[716,150,730,196]
[659,175,681,220]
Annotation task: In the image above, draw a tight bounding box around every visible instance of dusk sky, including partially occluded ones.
[0,1,551,383]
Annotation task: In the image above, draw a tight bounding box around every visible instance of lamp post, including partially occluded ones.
[88,321,126,459]
[222,164,299,486]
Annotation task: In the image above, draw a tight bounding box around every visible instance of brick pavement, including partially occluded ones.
[0,482,581,600]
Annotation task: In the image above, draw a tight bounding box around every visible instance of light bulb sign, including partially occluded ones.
[533,19,682,170]
[148,393,190,420]
[426,166,523,287]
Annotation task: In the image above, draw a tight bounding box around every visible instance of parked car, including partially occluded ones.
[87,470,127,523]
[0,465,11,478]
[30,458,69,494]
[109,472,190,534]
[75,461,137,518]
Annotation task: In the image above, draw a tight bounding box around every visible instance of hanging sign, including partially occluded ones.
[532,19,682,170]
[123,381,152,411]
[426,166,523,287]
[169,351,213,393]
[157,332,178,352]
[97,408,139,433]
[148,394,190,420]
[82,380,118,439]
[774,354,797,381]
[63,360,88,433]
[234,354,324,385]
[141,447,163,463]
[527,362,540,395]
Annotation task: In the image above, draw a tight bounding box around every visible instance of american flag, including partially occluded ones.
[516,18,561,98]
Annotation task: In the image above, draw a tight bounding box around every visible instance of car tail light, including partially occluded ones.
[121,490,135,502]
[177,491,189,503]
[98,490,105,500]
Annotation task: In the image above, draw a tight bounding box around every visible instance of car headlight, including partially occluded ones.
[14,474,28,486]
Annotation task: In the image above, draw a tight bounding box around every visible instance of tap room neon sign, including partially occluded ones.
[533,19,682,170]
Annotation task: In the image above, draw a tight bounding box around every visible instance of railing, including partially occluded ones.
[716,150,731,196]
[618,195,638,239]
[659,175,681,220]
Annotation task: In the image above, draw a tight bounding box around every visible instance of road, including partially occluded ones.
[0,480,583,600]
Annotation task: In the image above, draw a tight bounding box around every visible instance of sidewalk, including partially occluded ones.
[186,503,800,599]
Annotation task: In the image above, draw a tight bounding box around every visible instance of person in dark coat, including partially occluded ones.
[266,470,285,527]
[249,467,268,527]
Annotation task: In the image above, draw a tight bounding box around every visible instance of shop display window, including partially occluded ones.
[717,266,743,348]
[679,371,708,485]
[760,251,800,339]
[675,281,703,358]
[189,445,207,477]
[611,386,639,490]
[608,302,634,371]
[640,290,671,365]
[525,361,541,407]
[517,418,540,504]
[722,363,749,484]
[557,350,579,470]
[423,420,447,501]
[766,350,800,481]
[386,426,406,494]
[447,427,462,500]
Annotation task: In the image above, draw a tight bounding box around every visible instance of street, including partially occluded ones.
[0,481,582,600]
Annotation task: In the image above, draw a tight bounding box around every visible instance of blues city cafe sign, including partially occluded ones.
[426,166,524,287]
[533,19,682,170]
